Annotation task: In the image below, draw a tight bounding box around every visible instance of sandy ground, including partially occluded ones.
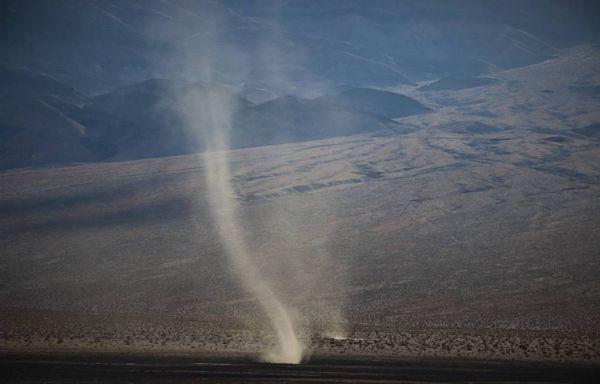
[2,352,600,383]
[2,46,600,369]
[1,309,599,364]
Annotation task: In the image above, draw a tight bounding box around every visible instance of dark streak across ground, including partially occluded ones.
[1,353,599,383]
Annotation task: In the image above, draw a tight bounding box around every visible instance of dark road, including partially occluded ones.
[2,353,599,383]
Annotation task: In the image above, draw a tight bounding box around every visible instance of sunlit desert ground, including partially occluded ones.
[1,46,600,364]
[2,130,599,362]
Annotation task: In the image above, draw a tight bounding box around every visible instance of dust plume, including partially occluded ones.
[173,8,304,364]
[196,95,302,363]
[173,2,347,363]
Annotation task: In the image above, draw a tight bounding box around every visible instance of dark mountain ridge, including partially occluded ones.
[318,88,431,119]
[0,74,418,169]
[3,0,599,95]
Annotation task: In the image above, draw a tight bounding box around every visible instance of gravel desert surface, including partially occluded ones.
[3,56,600,360]
[2,45,600,374]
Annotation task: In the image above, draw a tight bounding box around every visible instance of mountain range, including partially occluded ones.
[0,70,428,168]
[2,0,600,169]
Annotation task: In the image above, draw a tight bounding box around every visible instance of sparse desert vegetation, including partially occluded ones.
[2,106,600,362]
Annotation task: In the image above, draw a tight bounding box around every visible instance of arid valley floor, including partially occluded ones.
[1,46,600,380]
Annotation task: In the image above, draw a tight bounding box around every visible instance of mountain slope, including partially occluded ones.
[0,100,95,169]
[74,79,253,161]
[418,77,498,92]
[0,75,417,169]
[235,94,405,147]
[3,0,599,94]
[318,88,430,119]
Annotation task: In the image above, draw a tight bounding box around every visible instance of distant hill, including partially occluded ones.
[74,79,254,161]
[574,122,600,138]
[0,99,95,169]
[0,67,86,105]
[236,94,403,147]
[437,121,505,134]
[75,81,406,161]
[318,88,430,119]
[0,76,415,169]
[418,77,498,92]
[3,0,599,94]
[0,67,94,168]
